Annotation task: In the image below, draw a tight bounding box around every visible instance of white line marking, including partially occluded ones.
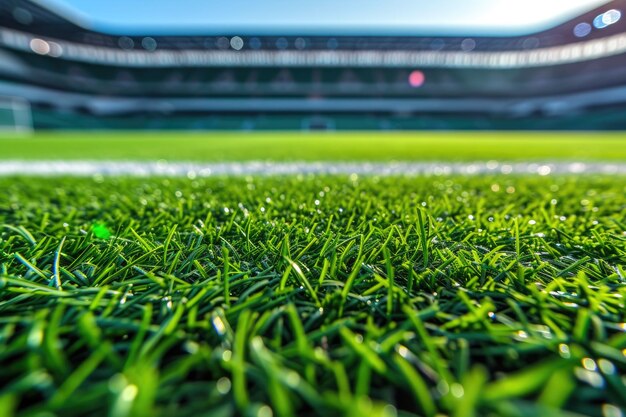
[0,160,625,177]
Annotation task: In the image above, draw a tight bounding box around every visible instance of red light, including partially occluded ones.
[408,70,425,88]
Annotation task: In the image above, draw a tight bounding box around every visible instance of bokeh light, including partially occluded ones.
[461,38,476,52]
[141,37,157,51]
[29,38,50,55]
[249,37,262,49]
[408,70,425,88]
[573,22,592,37]
[593,9,621,29]
[230,36,244,50]
[117,36,134,50]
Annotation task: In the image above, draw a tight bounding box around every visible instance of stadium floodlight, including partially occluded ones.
[0,96,33,135]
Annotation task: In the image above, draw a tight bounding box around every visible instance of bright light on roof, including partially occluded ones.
[593,9,622,28]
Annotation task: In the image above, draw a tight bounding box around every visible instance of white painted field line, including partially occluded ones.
[0,160,625,177]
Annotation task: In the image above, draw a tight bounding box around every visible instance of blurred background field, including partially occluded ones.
[2,132,626,161]
[2,0,626,132]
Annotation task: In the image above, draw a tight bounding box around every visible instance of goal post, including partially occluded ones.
[0,97,33,135]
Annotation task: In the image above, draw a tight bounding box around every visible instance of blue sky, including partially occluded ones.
[36,0,610,36]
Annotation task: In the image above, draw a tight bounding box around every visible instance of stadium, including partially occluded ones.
[0,0,625,416]
[2,0,626,130]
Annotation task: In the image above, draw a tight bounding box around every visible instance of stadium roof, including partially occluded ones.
[36,0,611,36]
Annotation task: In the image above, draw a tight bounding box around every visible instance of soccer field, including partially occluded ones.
[1,133,625,417]
[2,131,626,161]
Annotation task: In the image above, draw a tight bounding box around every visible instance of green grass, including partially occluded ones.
[1,131,626,161]
[1,174,625,417]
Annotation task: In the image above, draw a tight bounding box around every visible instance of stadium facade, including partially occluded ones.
[1,0,626,130]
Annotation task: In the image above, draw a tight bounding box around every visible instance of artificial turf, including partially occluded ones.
[1,174,625,417]
[2,131,626,162]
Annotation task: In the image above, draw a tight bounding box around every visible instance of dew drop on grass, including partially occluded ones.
[559,344,571,358]
[285,371,300,387]
[575,367,604,388]
[108,374,128,393]
[602,404,623,417]
[397,345,409,358]
[121,385,138,402]
[516,330,528,340]
[212,316,226,336]
[383,404,398,417]
[216,377,231,394]
[161,297,173,311]
[257,405,273,417]
[582,358,598,372]
[538,326,553,339]
[27,326,43,348]
[437,380,449,395]
[184,341,199,354]
[598,359,616,375]
[450,383,464,398]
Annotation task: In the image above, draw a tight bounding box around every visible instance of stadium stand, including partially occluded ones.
[1,0,626,129]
